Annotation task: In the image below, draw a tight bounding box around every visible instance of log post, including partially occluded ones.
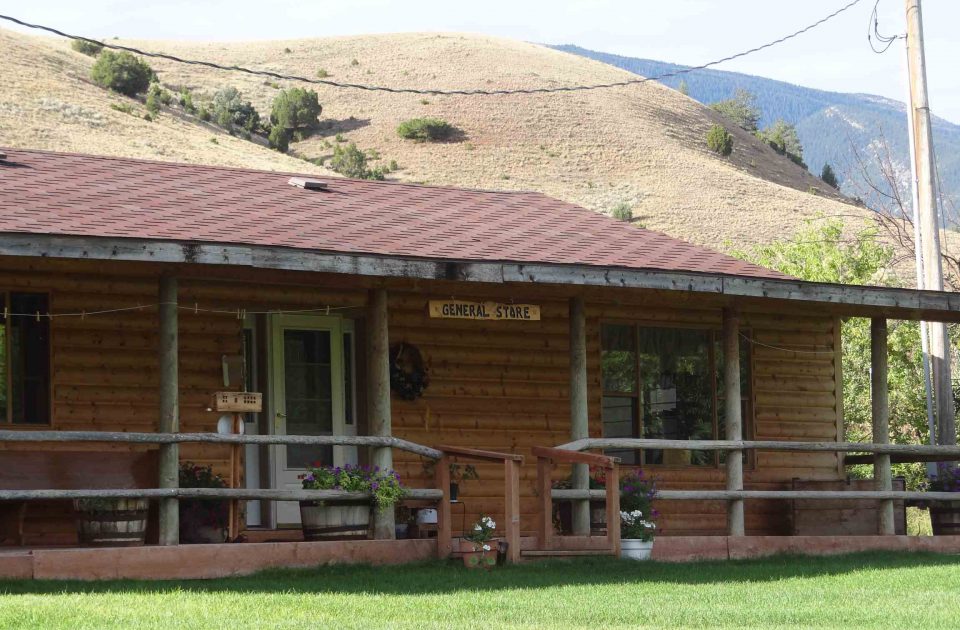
[503,458,521,563]
[871,318,895,535]
[158,275,179,545]
[723,307,745,536]
[435,455,452,559]
[537,457,554,550]
[367,288,395,539]
[569,296,590,536]
[606,462,621,557]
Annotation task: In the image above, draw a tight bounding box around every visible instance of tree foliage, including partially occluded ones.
[71,39,103,57]
[821,163,839,189]
[733,219,945,489]
[710,88,760,133]
[90,51,154,97]
[759,119,805,167]
[396,118,457,142]
[329,143,385,180]
[212,87,261,133]
[706,125,733,156]
[270,88,322,132]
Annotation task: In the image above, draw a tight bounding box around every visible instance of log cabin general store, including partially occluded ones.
[0,148,958,580]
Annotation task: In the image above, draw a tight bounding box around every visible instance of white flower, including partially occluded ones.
[482,544,491,551]
[474,524,482,531]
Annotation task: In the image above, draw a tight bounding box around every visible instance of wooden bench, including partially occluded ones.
[0,450,158,546]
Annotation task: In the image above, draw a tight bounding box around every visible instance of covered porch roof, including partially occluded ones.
[0,147,957,321]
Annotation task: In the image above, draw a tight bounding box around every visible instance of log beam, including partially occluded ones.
[872,318,895,535]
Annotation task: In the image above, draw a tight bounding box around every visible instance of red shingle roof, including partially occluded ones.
[0,148,788,280]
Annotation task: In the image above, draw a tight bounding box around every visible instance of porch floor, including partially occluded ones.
[2,536,959,580]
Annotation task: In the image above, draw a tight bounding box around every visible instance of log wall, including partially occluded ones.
[0,257,843,542]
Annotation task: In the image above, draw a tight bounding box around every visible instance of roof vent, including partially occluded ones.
[288,177,328,191]
[0,151,7,161]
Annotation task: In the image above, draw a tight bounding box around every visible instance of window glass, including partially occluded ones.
[601,324,636,393]
[343,331,354,426]
[601,396,639,464]
[8,293,50,425]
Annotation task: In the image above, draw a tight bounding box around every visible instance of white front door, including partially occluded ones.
[269,314,355,526]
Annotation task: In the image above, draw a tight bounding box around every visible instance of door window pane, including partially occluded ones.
[8,293,50,425]
[283,330,333,468]
[602,396,639,464]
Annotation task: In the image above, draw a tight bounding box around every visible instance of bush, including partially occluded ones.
[330,143,385,180]
[316,69,330,78]
[71,39,103,57]
[270,87,322,137]
[710,88,760,132]
[268,126,290,153]
[179,89,196,114]
[821,163,839,189]
[396,117,456,142]
[212,87,261,133]
[706,124,733,156]
[610,202,633,222]
[90,50,154,97]
[145,84,163,116]
[759,119,805,167]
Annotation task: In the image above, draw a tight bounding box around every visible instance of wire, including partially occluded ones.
[0,302,359,319]
[868,0,903,54]
[1,1,864,96]
[739,331,836,355]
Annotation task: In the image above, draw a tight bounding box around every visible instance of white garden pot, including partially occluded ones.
[620,539,653,561]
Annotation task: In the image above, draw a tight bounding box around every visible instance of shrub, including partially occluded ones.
[710,88,760,132]
[316,69,330,78]
[821,163,839,189]
[197,105,211,122]
[610,202,633,222]
[145,84,162,116]
[268,126,290,153]
[71,39,103,57]
[179,89,196,114]
[212,87,261,133]
[330,143,385,180]
[759,119,805,167]
[90,50,154,97]
[270,87,322,138]
[396,117,456,142]
[706,124,733,156]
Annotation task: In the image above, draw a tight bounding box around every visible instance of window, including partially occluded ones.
[0,293,51,425]
[601,324,751,466]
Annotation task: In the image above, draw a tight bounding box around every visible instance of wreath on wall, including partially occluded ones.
[390,342,430,401]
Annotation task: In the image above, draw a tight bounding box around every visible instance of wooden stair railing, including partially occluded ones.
[531,446,620,558]
[435,445,524,563]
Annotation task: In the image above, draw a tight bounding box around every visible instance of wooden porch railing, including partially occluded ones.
[533,446,620,557]
[555,437,960,537]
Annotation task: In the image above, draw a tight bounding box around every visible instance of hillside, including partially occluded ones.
[552,45,960,218]
[0,28,876,253]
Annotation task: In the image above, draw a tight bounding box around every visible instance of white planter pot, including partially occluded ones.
[620,539,653,561]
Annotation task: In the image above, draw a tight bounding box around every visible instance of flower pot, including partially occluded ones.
[299,499,371,540]
[75,498,149,547]
[179,498,229,544]
[929,500,960,536]
[620,539,654,561]
[462,547,498,568]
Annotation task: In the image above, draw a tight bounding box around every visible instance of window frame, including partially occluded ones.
[598,318,754,469]
[0,290,54,428]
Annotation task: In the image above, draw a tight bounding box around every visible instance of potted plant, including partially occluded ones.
[423,460,480,502]
[619,470,658,560]
[179,462,229,544]
[461,514,498,568]
[927,463,960,535]
[299,463,406,540]
[75,497,149,546]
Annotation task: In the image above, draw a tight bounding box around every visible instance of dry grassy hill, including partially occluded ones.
[1,28,878,252]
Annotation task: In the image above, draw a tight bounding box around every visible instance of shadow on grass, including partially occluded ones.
[1,552,958,596]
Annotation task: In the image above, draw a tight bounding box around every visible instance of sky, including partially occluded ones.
[6,0,960,123]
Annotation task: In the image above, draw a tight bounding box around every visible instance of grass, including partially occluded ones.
[1,553,959,629]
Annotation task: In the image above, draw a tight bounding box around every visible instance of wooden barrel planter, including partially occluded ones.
[74,498,149,546]
[299,499,371,540]
[930,501,960,536]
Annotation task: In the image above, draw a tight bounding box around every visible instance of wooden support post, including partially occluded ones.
[504,459,521,563]
[435,455,452,559]
[158,275,179,546]
[723,307,745,536]
[569,296,590,536]
[367,288,395,539]
[606,462,621,557]
[537,457,554,550]
[872,318,895,535]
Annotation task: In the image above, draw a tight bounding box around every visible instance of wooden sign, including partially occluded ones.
[428,300,540,321]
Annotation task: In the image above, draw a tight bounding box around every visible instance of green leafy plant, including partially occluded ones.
[396,117,457,142]
[145,84,162,116]
[610,202,633,222]
[709,88,760,132]
[268,87,322,151]
[821,163,839,188]
[329,143,385,180]
[706,124,733,156]
[90,50,154,97]
[463,515,497,551]
[71,39,103,57]
[300,463,406,512]
[316,69,330,78]
[620,509,656,541]
[212,87,261,133]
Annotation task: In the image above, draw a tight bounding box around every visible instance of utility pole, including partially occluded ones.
[904,0,956,446]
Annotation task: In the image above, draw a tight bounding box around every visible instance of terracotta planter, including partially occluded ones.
[299,499,371,540]
[75,498,149,547]
[929,500,960,536]
[462,546,498,568]
[620,539,654,561]
[179,498,228,544]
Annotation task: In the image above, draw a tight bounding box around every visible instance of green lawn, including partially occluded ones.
[2,552,959,629]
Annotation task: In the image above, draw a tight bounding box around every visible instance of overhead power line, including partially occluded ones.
[2,2,864,96]
[867,0,903,54]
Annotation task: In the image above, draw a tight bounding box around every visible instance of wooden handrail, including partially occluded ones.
[438,445,524,463]
[0,430,443,460]
[550,488,960,501]
[0,488,445,501]
[531,446,618,468]
[558,437,960,458]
